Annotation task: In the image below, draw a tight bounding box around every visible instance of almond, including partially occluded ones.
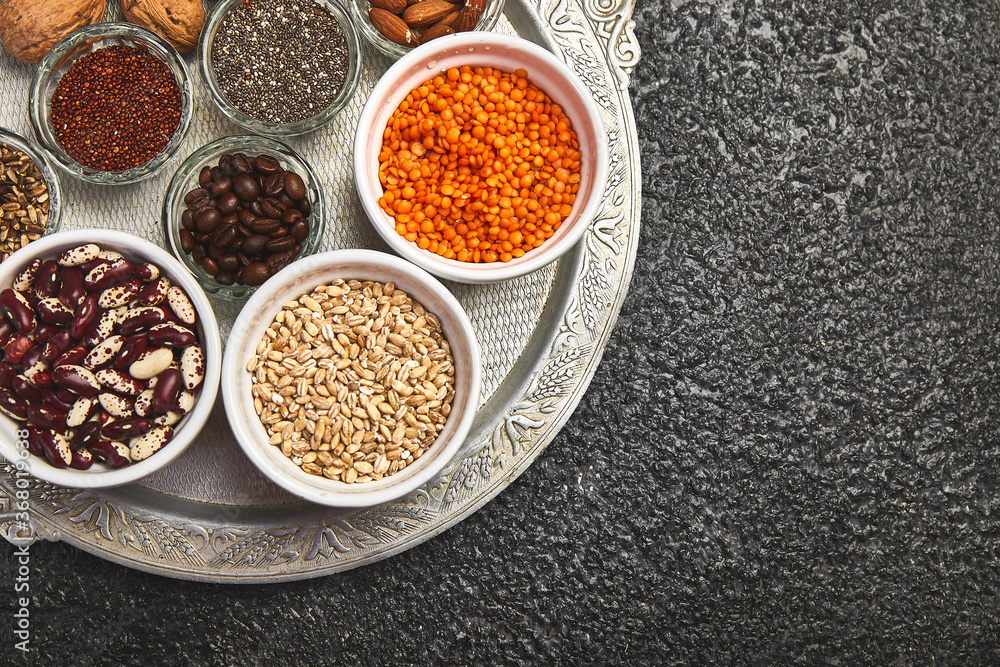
[370,0,406,13]
[451,0,485,32]
[370,7,419,45]
[435,9,460,28]
[402,0,455,27]
[420,24,455,44]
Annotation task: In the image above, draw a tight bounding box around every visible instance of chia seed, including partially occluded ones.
[212,0,350,124]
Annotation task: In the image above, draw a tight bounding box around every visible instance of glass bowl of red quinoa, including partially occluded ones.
[28,22,194,186]
[199,0,361,138]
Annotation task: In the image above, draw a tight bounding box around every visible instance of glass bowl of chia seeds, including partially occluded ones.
[161,135,328,302]
[348,0,505,61]
[0,127,63,262]
[199,0,362,138]
[27,23,194,186]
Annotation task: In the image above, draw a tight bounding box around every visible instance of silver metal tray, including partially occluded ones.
[0,0,641,580]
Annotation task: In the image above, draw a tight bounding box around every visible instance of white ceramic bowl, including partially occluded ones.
[353,32,609,283]
[0,230,222,488]
[222,248,481,507]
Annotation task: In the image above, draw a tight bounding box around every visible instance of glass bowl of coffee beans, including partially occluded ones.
[349,0,505,60]
[0,127,63,262]
[28,23,194,185]
[199,0,362,138]
[161,135,328,302]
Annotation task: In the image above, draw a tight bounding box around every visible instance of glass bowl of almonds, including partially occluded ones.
[349,0,505,60]
[0,127,62,263]
[221,248,481,507]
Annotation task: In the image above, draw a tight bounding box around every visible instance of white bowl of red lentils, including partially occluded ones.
[221,249,481,507]
[354,32,609,283]
[0,230,222,489]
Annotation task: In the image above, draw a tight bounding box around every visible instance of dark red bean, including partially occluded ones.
[101,417,152,440]
[5,335,33,365]
[87,440,130,468]
[118,306,167,336]
[12,375,42,404]
[53,344,89,368]
[152,368,183,414]
[113,335,148,371]
[52,364,100,398]
[27,404,67,431]
[34,323,59,345]
[70,293,101,339]
[37,297,75,325]
[0,288,36,333]
[70,448,94,470]
[42,390,73,415]
[39,430,71,468]
[0,362,14,390]
[58,267,87,307]
[0,390,27,419]
[25,427,46,456]
[35,260,61,298]
[148,323,197,348]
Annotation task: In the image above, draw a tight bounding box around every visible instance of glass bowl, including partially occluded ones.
[28,22,194,186]
[0,127,63,261]
[161,135,328,302]
[349,0,505,60]
[222,248,482,507]
[199,0,361,137]
[353,32,609,283]
[0,229,222,489]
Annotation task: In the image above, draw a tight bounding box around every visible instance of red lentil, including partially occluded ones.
[378,65,582,263]
[50,45,182,172]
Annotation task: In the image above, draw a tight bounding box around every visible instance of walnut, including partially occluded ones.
[122,0,205,55]
[0,0,106,64]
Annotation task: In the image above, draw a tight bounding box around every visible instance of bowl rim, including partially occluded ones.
[27,22,194,186]
[352,32,609,283]
[160,134,329,302]
[221,248,482,507]
[0,229,223,489]
[199,0,362,137]
[0,126,64,239]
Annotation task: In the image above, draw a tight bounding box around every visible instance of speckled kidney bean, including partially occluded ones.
[179,152,311,288]
[0,243,210,472]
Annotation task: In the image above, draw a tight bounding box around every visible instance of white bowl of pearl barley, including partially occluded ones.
[221,248,481,507]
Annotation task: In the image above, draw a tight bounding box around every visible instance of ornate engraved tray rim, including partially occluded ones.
[0,0,641,581]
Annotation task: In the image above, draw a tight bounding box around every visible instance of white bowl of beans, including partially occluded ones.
[221,248,481,507]
[353,32,609,283]
[0,230,222,489]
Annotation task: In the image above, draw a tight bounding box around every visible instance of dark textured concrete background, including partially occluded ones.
[5,0,1000,664]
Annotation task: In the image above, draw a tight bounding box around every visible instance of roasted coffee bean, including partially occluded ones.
[285,172,306,200]
[218,254,240,272]
[217,192,240,215]
[231,153,252,174]
[254,154,281,174]
[251,217,281,234]
[181,209,195,231]
[267,236,296,253]
[242,262,270,286]
[184,188,209,206]
[242,234,268,256]
[198,166,212,188]
[212,224,238,249]
[260,198,284,219]
[179,229,195,253]
[233,173,259,201]
[282,208,303,225]
[215,270,235,285]
[196,207,221,233]
[201,256,219,276]
[290,219,310,242]
[263,172,285,196]
[209,176,232,196]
